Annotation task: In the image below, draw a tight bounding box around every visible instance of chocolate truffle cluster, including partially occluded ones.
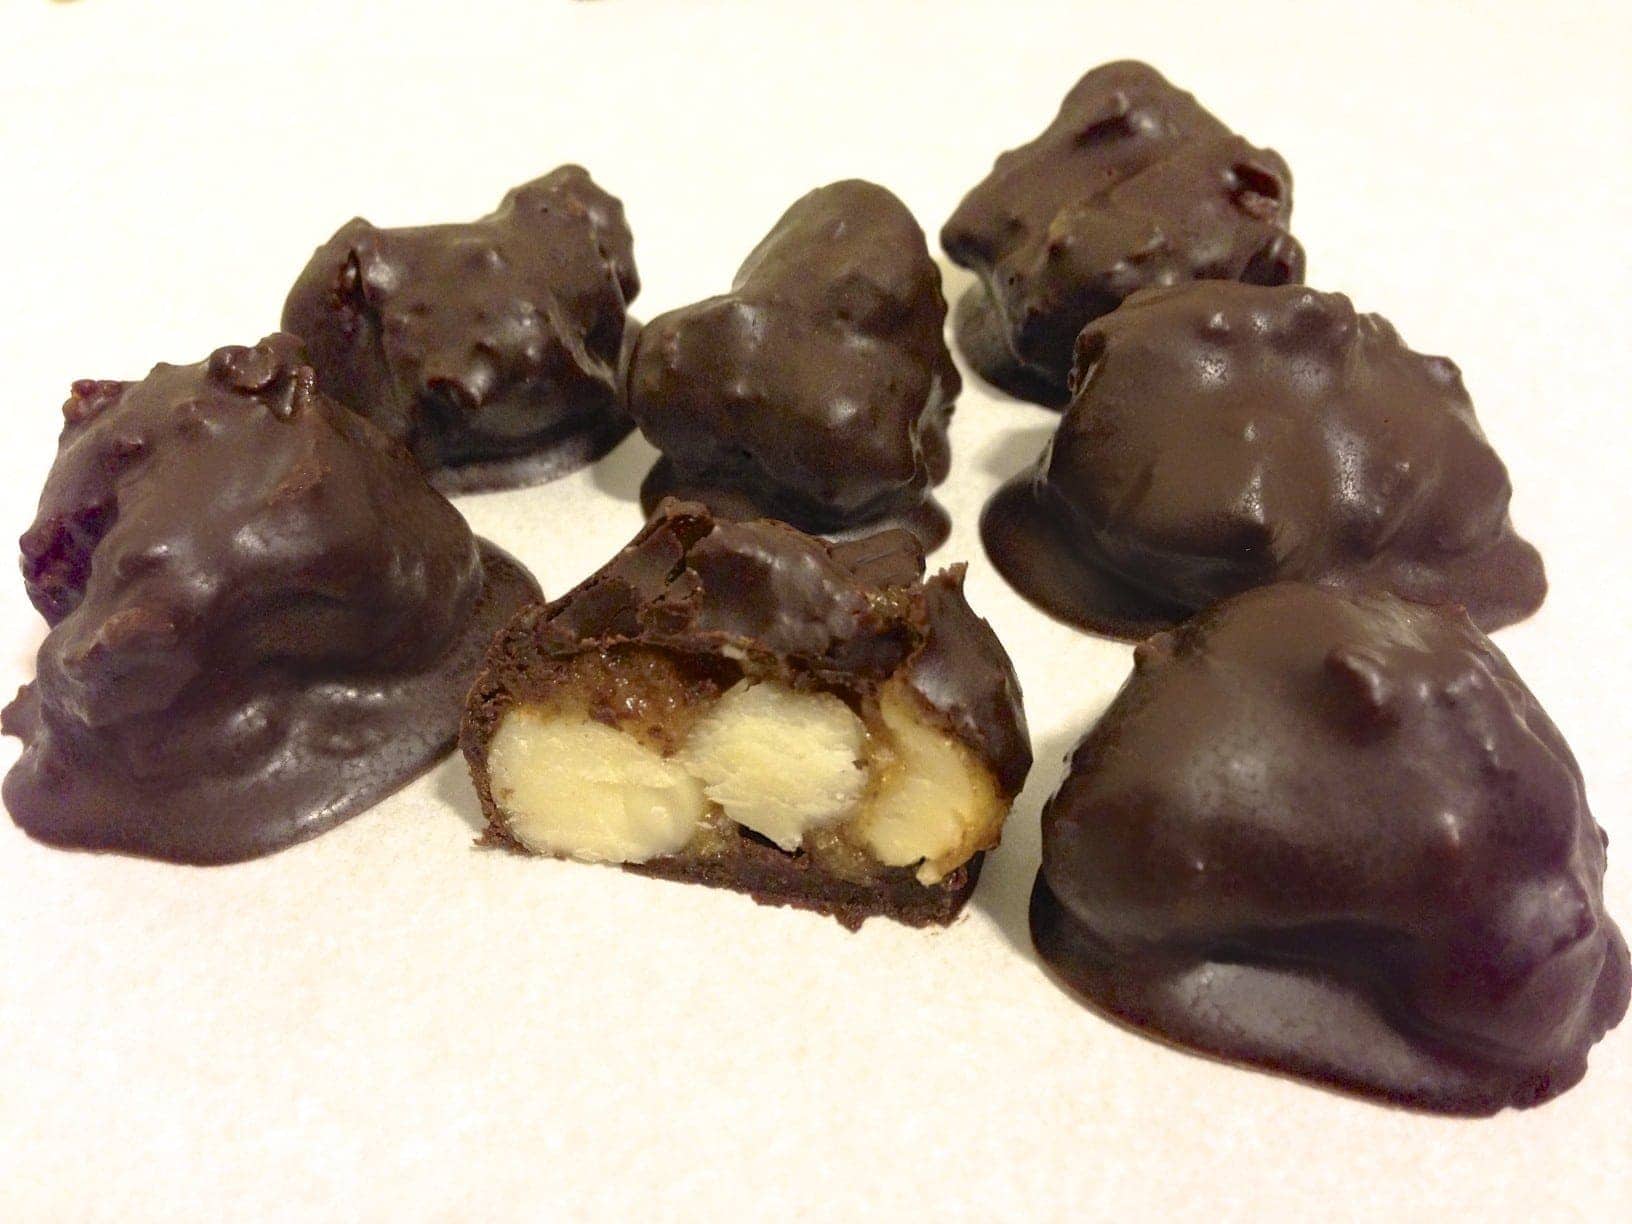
[284,165,640,493]
[1031,584,1628,1114]
[943,60,1304,406]
[462,502,1031,928]
[983,282,1547,638]
[4,335,538,863]
[3,52,1622,1118]
[628,180,961,548]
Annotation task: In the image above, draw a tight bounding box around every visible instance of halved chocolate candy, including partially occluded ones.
[461,502,1030,928]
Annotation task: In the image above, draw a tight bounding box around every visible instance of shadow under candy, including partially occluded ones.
[970,702,1114,961]
[587,428,662,507]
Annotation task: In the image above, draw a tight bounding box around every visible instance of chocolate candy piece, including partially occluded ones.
[283,165,639,494]
[3,335,540,864]
[628,180,961,550]
[1033,583,1629,1114]
[461,501,1030,928]
[983,283,1546,639]
[943,60,1304,406]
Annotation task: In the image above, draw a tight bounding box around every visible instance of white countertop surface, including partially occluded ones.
[2,1,1628,1218]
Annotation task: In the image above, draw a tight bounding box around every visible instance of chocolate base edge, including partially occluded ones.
[981,474,1185,641]
[627,839,983,931]
[428,320,643,497]
[2,541,540,865]
[983,472,1549,641]
[1382,531,1547,634]
[1030,874,1632,1116]
[951,286,1072,410]
[429,410,635,497]
[640,457,952,553]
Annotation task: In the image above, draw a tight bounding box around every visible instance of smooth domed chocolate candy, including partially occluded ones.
[1033,583,1628,1114]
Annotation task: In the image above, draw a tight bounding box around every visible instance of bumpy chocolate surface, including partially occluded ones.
[628,180,960,549]
[3,334,540,864]
[943,60,1304,406]
[462,502,1030,927]
[1033,583,1628,1114]
[983,283,1546,639]
[283,165,639,493]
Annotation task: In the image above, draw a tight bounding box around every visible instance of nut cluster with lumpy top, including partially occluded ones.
[981,282,1547,639]
[943,60,1305,406]
[5,334,538,863]
[628,180,961,549]
[284,165,640,493]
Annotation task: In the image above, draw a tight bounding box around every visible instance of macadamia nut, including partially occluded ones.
[678,680,868,851]
[486,708,707,863]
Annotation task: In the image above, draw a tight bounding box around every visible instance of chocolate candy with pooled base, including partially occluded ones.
[3,334,540,864]
[943,60,1304,406]
[983,282,1546,639]
[283,165,639,493]
[461,501,1030,928]
[628,180,960,550]
[1032,583,1628,1114]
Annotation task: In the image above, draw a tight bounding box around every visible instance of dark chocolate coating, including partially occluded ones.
[942,60,1304,405]
[1033,583,1628,1114]
[983,282,1546,639]
[462,501,1031,924]
[282,165,639,493]
[628,180,960,549]
[3,334,540,864]
[628,838,984,932]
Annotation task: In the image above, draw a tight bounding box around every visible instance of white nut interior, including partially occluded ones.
[677,680,868,851]
[483,666,1005,881]
[486,708,707,863]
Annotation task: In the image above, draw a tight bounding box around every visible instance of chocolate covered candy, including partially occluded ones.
[627,180,961,550]
[943,60,1304,405]
[283,165,639,493]
[461,501,1030,928]
[1032,583,1628,1114]
[983,283,1546,639]
[3,334,540,864]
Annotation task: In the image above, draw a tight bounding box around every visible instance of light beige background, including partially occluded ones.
[2,1,1628,1219]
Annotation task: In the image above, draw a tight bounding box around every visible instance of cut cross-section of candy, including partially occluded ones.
[461,502,1032,928]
